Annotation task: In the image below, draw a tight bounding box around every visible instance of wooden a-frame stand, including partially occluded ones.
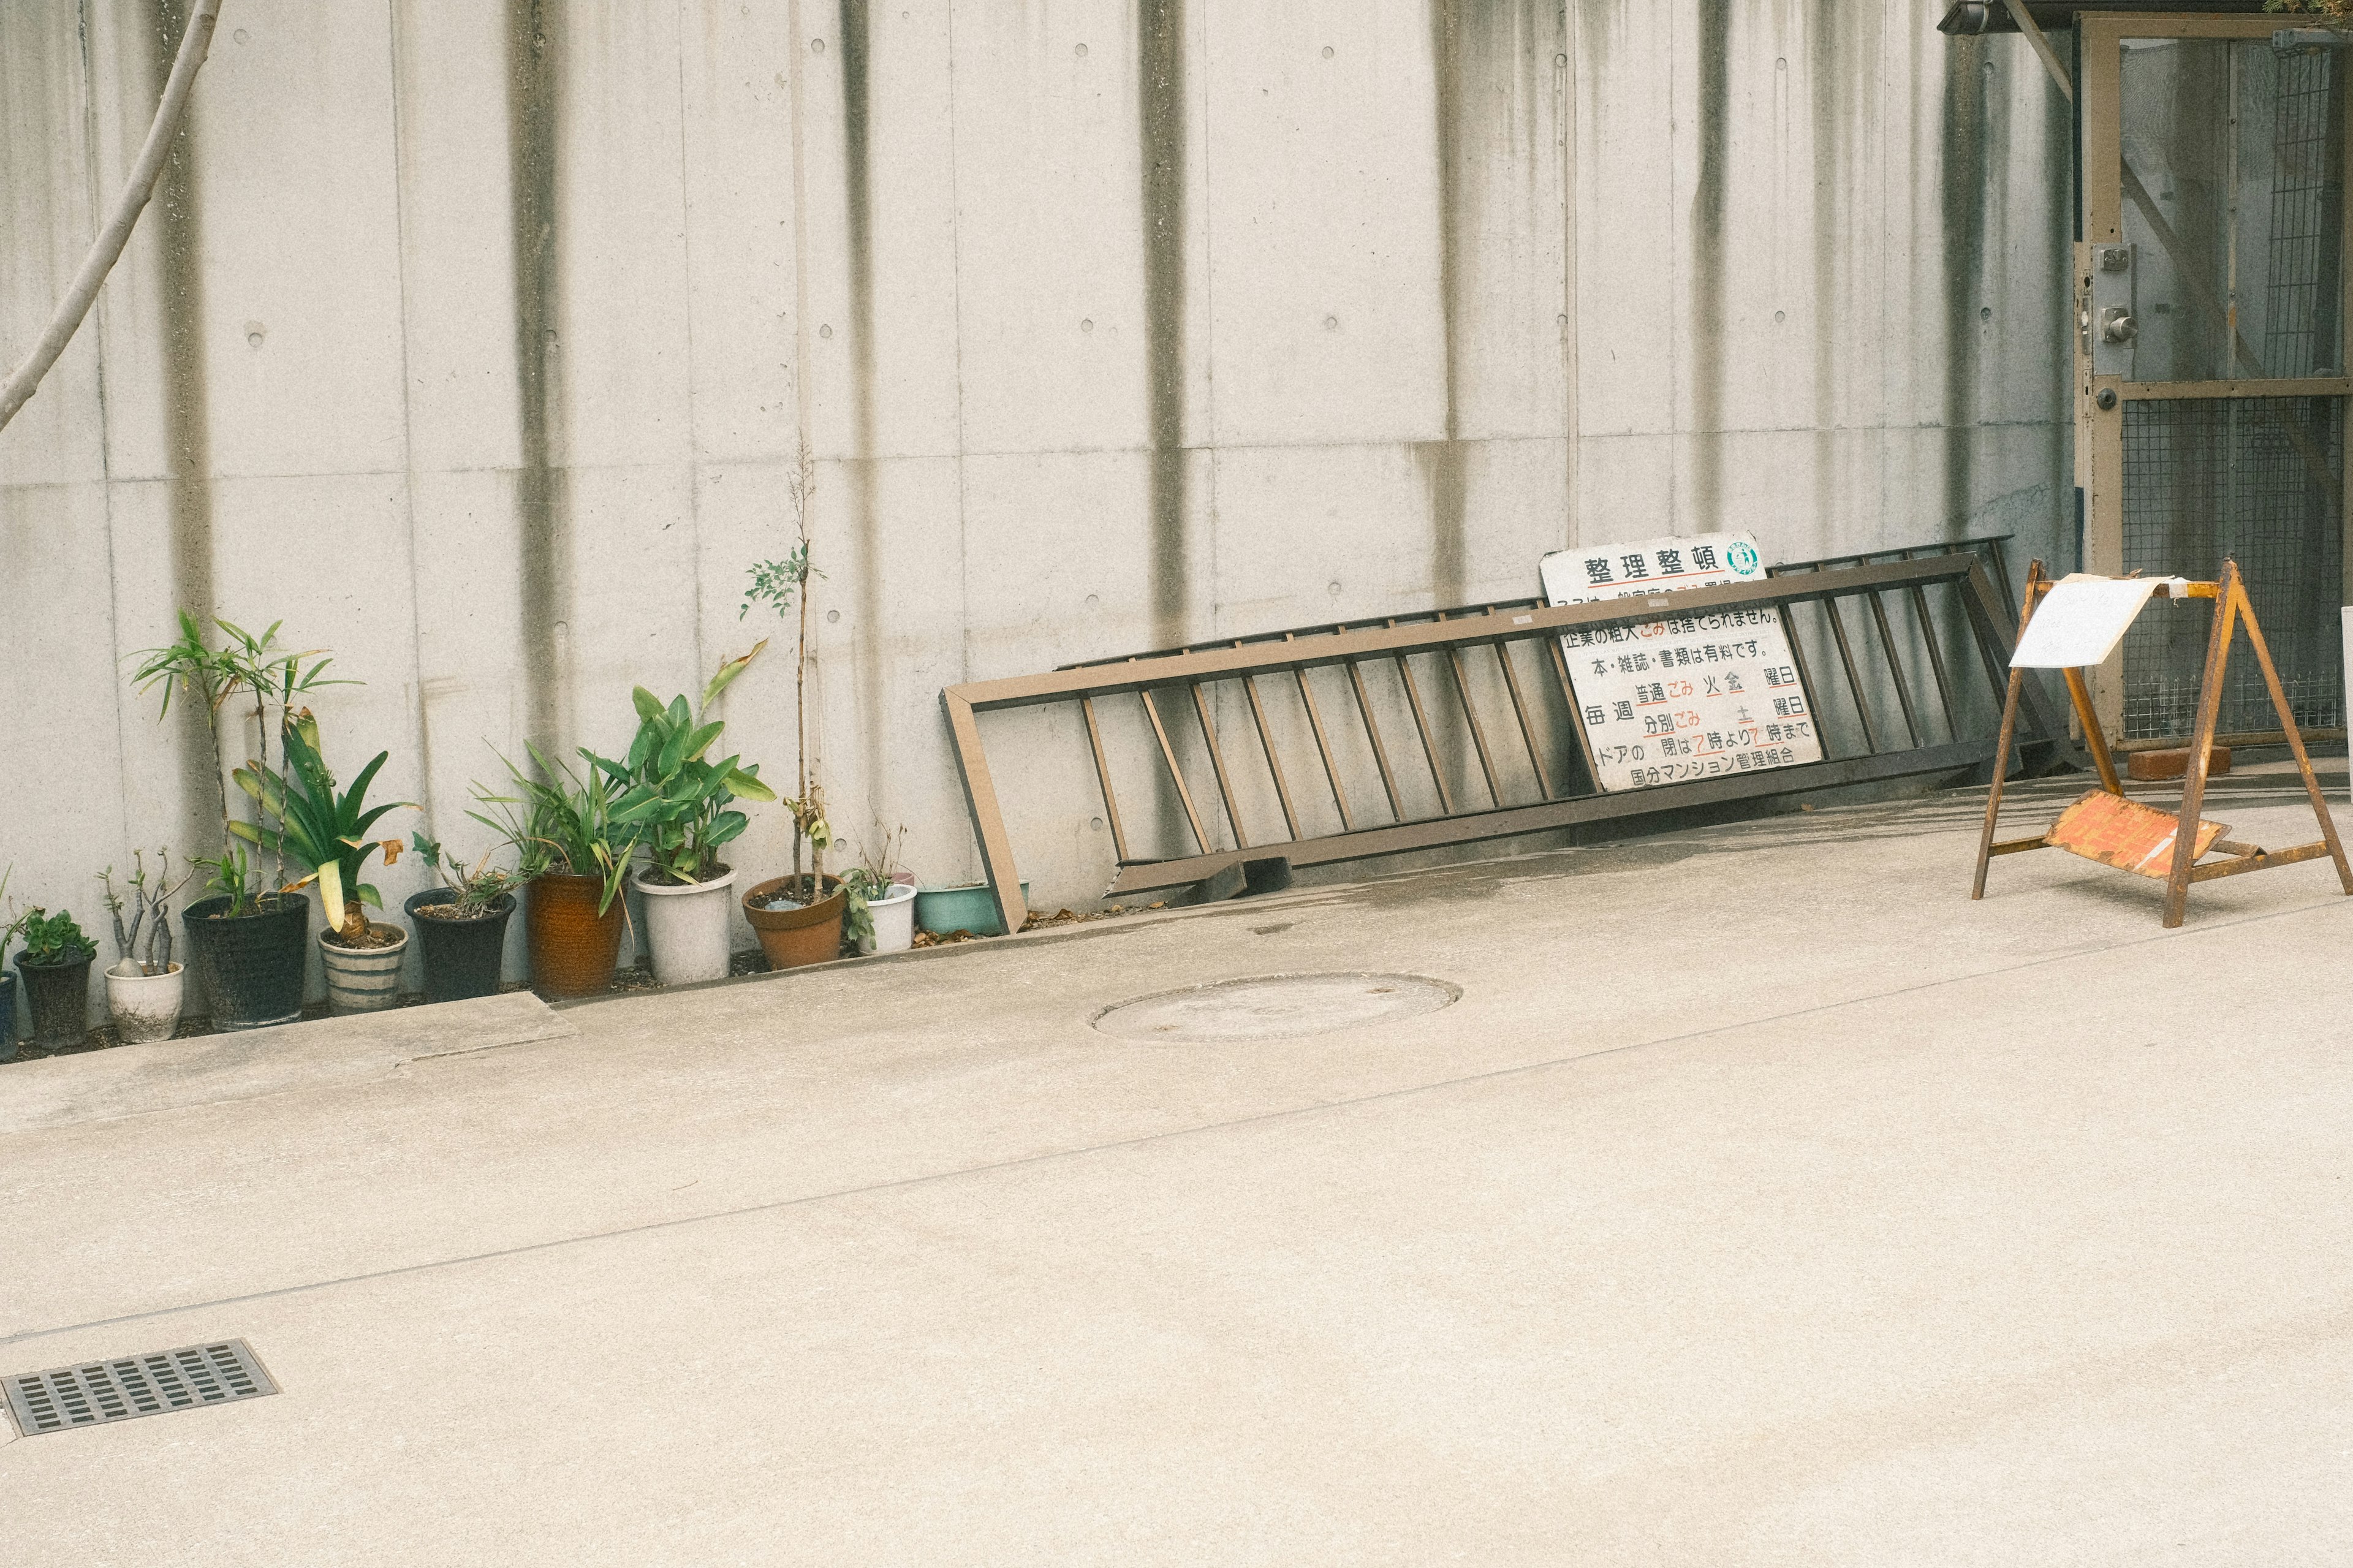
[1972,558,2352,928]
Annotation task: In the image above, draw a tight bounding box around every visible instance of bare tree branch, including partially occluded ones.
[0,0,224,436]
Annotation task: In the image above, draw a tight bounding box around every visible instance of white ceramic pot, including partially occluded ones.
[860,881,918,955]
[635,866,738,985]
[320,924,410,1015]
[105,960,185,1043]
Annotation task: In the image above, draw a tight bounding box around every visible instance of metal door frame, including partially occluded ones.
[2077,12,2353,739]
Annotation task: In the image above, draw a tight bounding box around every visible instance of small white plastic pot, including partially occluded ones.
[859,881,919,956]
[105,960,184,1044]
[635,866,738,986]
[320,925,410,1015]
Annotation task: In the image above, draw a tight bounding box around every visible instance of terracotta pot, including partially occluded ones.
[527,872,626,999]
[743,874,846,971]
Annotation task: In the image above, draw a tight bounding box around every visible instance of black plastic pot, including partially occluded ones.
[0,970,17,1062]
[15,953,94,1050]
[404,888,515,1004]
[183,893,311,1030]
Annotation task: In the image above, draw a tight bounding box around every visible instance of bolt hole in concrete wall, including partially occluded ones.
[0,1,2071,978]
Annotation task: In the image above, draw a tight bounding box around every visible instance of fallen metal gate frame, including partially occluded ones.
[942,552,2065,936]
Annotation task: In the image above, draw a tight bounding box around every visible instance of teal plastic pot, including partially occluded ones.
[913,881,1029,938]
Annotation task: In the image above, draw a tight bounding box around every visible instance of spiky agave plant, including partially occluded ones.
[233,718,413,943]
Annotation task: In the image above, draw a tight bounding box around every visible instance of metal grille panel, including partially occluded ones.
[2120,396,2345,738]
[6,1339,276,1436]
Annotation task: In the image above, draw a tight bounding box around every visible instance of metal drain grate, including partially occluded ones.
[6,1340,276,1436]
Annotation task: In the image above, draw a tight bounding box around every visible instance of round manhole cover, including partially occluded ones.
[1093,971,1460,1043]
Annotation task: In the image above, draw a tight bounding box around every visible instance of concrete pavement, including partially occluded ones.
[4,768,2351,1564]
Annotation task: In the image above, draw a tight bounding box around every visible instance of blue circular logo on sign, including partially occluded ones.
[1728,540,1759,575]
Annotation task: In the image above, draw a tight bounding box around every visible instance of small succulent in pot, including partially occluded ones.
[411,833,529,921]
[16,907,98,969]
[99,849,193,977]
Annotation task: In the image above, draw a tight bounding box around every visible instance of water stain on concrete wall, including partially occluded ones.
[506,0,569,751]
[1139,0,1186,648]
[839,0,884,798]
[1810,0,1846,535]
[1940,31,1988,539]
[150,0,221,833]
[1689,0,1730,531]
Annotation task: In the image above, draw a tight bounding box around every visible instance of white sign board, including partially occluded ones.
[1539,531,1825,792]
[2010,575,2189,668]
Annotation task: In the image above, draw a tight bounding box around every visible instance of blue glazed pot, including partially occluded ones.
[0,970,17,1062]
[913,881,1029,938]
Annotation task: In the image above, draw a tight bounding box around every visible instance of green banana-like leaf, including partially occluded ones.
[700,640,766,709]
[680,720,724,765]
[631,686,665,725]
[724,766,776,802]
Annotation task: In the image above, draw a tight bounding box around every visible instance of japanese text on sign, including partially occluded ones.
[1537,531,1824,792]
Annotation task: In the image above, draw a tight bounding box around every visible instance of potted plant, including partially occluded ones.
[0,868,21,1061]
[475,745,638,999]
[99,850,192,1043]
[132,613,348,1029]
[406,831,528,1004]
[234,716,412,1015]
[596,646,776,986]
[844,826,917,957]
[12,906,98,1051]
[740,472,850,967]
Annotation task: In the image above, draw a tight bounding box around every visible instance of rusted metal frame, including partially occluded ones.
[1545,635,1605,793]
[1187,681,1251,851]
[1286,634,1355,831]
[1772,602,1834,760]
[2112,726,2350,753]
[1385,622,1458,816]
[939,689,1030,938]
[1817,592,1884,754]
[1436,619,1505,808]
[1233,648,1302,841]
[2162,566,2241,928]
[1493,638,1556,800]
[1078,696,1132,863]
[949,557,2039,918]
[1955,557,2069,748]
[1063,594,1550,671]
[1863,591,1924,749]
[2232,574,2353,892]
[1902,582,1961,739]
[1106,739,1998,897]
[1345,657,1408,821]
[1139,686,1214,857]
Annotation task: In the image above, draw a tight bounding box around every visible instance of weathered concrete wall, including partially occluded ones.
[0,1,2072,999]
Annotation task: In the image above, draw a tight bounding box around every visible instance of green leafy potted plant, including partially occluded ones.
[12,906,99,1051]
[474,744,638,999]
[132,613,347,1030]
[233,716,412,1015]
[406,831,528,1004]
[740,486,850,968]
[0,867,21,1060]
[844,827,917,956]
[99,850,192,1043]
[594,646,775,985]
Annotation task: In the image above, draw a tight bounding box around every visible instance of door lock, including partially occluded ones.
[2099,306,2138,344]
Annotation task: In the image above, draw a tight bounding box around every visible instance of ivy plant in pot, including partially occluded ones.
[234,716,412,1016]
[133,613,347,1030]
[406,832,528,1005]
[596,645,776,987]
[12,907,99,1052]
[474,744,638,999]
[99,850,193,1043]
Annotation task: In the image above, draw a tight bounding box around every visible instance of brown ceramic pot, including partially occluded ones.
[743,874,847,971]
[527,872,626,998]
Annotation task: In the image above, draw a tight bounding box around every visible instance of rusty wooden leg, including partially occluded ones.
[1974,669,2027,900]
[2235,575,2353,893]
[2060,668,2124,797]
[2163,564,2239,929]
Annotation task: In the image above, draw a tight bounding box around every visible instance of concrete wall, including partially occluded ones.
[0,1,2074,1003]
